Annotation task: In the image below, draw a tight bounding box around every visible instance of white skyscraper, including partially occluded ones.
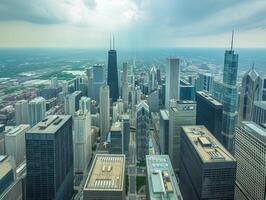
[15,100,29,125]
[73,110,91,173]
[165,58,180,108]
[100,84,110,141]
[79,96,91,112]
[5,124,30,166]
[51,77,59,89]
[29,97,46,127]
[149,66,157,92]
[65,91,82,115]
[122,62,129,108]
[61,80,69,94]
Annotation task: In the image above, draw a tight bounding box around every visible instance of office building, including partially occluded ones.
[235,121,266,200]
[180,125,236,200]
[73,110,91,173]
[79,96,91,112]
[5,124,30,166]
[100,84,110,141]
[159,109,169,154]
[165,58,180,108]
[14,100,29,125]
[221,32,239,153]
[74,76,82,91]
[122,62,129,107]
[212,79,224,101]
[146,155,183,200]
[0,178,23,200]
[196,91,223,143]
[180,79,195,101]
[26,115,73,200]
[121,115,130,154]
[262,78,266,100]
[109,122,123,154]
[0,155,15,195]
[61,80,69,94]
[196,72,213,92]
[252,101,266,124]
[65,91,82,115]
[149,66,158,92]
[92,64,105,102]
[148,90,159,112]
[83,154,125,200]
[136,101,150,161]
[107,37,119,102]
[168,100,196,171]
[51,77,59,89]
[28,97,46,127]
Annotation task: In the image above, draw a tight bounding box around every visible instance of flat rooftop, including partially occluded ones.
[254,101,266,109]
[5,124,30,136]
[160,109,169,120]
[27,115,71,134]
[0,155,13,180]
[241,121,266,143]
[196,91,222,106]
[146,155,183,200]
[111,122,122,132]
[181,126,235,163]
[84,154,125,191]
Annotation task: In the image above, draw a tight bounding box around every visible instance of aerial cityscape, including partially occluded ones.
[0,1,266,200]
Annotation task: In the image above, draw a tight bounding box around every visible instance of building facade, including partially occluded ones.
[159,109,169,154]
[100,84,110,142]
[28,97,46,127]
[15,100,29,125]
[252,101,266,124]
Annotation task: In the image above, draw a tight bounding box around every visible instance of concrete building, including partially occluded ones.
[159,109,169,154]
[14,100,29,125]
[51,77,59,89]
[121,115,130,155]
[109,122,123,154]
[65,91,82,115]
[122,62,129,108]
[4,124,30,166]
[148,90,159,112]
[168,100,196,171]
[165,58,180,108]
[252,101,266,124]
[61,80,69,94]
[146,155,183,200]
[83,154,125,200]
[235,121,266,200]
[238,67,263,123]
[0,155,15,195]
[79,96,91,112]
[136,101,150,161]
[92,64,105,102]
[180,125,236,200]
[73,110,91,173]
[100,84,110,142]
[26,115,73,200]
[196,91,223,143]
[28,97,46,127]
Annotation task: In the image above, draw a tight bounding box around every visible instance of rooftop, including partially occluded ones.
[29,96,45,104]
[27,115,71,134]
[5,124,30,136]
[170,100,196,113]
[241,121,266,143]
[196,91,222,106]
[181,126,235,163]
[0,155,13,180]
[84,154,125,191]
[111,122,122,132]
[254,101,266,109]
[146,155,183,200]
[160,109,169,120]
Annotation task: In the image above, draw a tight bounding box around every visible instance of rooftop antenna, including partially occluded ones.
[113,34,115,49]
[252,62,255,70]
[230,30,234,51]
[110,33,112,50]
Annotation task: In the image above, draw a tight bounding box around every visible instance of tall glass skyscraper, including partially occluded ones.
[107,37,119,102]
[221,32,239,153]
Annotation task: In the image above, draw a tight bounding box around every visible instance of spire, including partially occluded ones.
[252,62,255,70]
[113,34,115,50]
[110,34,112,50]
[230,30,234,51]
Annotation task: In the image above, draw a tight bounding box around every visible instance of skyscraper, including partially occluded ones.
[26,115,73,200]
[121,114,130,155]
[86,67,93,98]
[107,36,119,102]
[28,97,46,127]
[196,72,213,92]
[149,66,157,92]
[79,96,91,112]
[235,121,266,200]
[238,66,263,123]
[109,121,123,154]
[180,125,236,200]
[221,31,239,153]
[122,62,128,108]
[159,109,169,154]
[100,84,110,141]
[165,58,180,108]
[65,91,82,115]
[168,100,196,171]
[73,110,91,173]
[0,155,15,195]
[252,101,266,124]
[15,100,29,125]
[196,91,223,143]
[92,64,105,102]
[136,101,150,161]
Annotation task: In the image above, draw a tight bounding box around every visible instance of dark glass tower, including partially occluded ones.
[107,36,119,102]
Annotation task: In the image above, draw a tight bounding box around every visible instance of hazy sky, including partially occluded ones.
[0,0,266,48]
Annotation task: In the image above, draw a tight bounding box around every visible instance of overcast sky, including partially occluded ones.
[0,0,266,48]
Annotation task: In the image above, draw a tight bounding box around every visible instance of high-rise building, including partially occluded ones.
[51,77,59,89]
[61,80,69,94]
[5,124,30,166]
[148,90,159,112]
[0,155,15,195]
[196,72,213,92]
[180,79,195,101]
[79,96,91,112]
[235,121,266,200]
[28,97,46,127]
[159,109,169,154]
[109,122,123,154]
[196,91,223,143]
[92,64,105,102]
[180,125,236,200]
[221,31,239,153]
[65,91,82,115]
[149,66,157,92]
[238,67,263,123]
[252,101,266,124]
[212,79,224,101]
[165,58,180,108]
[25,115,73,200]
[168,100,196,171]
[121,114,130,155]
[146,155,183,200]
[100,84,110,141]
[83,154,125,200]
[136,101,150,161]
[73,110,91,173]
[107,37,119,102]
[122,62,128,108]
[74,76,82,91]
[15,100,29,125]
[262,78,266,100]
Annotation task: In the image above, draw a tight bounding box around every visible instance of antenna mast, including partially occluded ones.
[230,30,234,51]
